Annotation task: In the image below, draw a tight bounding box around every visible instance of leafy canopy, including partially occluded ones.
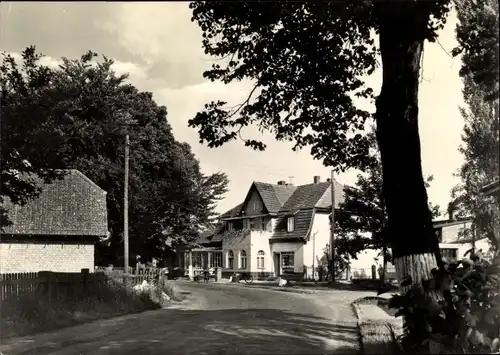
[453,0,499,101]
[335,130,441,260]
[189,1,450,172]
[451,0,499,254]
[0,47,229,263]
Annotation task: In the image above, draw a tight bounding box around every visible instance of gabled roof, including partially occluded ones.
[219,179,346,243]
[279,182,340,212]
[1,170,108,237]
[219,203,243,219]
[240,182,297,214]
[271,209,315,242]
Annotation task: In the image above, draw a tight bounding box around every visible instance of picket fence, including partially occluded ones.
[0,268,161,302]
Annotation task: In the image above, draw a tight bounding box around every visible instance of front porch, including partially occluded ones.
[177,247,223,280]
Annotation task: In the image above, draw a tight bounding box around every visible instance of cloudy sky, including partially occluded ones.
[0,2,465,215]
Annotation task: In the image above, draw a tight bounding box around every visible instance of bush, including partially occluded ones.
[150,277,184,303]
[388,252,500,354]
[0,277,161,338]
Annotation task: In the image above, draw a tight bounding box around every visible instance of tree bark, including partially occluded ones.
[374,2,442,294]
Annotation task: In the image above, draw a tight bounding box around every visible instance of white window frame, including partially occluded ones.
[287,216,295,232]
[440,248,458,261]
[211,252,222,268]
[227,250,234,269]
[240,250,247,269]
[281,252,295,270]
[192,252,202,269]
[257,250,265,269]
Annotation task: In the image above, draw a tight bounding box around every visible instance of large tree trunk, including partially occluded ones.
[374,3,442,294]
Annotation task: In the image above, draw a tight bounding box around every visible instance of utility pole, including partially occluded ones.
[124,134,130,277]
[330,170,336,283]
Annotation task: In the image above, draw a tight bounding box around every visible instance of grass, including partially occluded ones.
[0,277,187,338]
[354,296,398,317]
[358,321,404,355]
[352,296,403,354]
[154,278,185,303]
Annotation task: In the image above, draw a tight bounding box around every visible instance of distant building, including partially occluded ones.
[0,170,108,273]
[480,179,500,198]
[177,175,345,280]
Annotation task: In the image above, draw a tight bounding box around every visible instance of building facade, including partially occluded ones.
[0,170,108,273]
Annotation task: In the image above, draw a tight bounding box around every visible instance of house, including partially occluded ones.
[177,175,345,280]
[433,217,491,261]
[480,179,500,198]
[349,217,491,280]
[0,170,108,273]
[175,228,224,276]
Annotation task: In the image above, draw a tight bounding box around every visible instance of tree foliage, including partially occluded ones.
[451,0,499,254]
[0,47,66,227]
[0,47,229,264]
[451,79,500,252]
[453,0,499,101]
[335,130,442,263]
[389,254,500,354]
[189,1,452,265]
[189,1,450,172]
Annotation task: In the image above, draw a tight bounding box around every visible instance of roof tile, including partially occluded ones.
[1,170,108,237]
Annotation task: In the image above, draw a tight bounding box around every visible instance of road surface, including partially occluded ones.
[0,282,374,355]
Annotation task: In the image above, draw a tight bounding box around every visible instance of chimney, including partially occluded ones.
[277,180,287,185]
[313,176,321,184]
[447,202,454,221]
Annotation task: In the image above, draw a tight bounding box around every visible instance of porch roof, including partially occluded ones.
[182,247,222,252]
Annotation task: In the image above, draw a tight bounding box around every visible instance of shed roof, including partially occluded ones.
[1,170,108,237]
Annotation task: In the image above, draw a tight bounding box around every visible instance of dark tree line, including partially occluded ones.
[0,47,229,265]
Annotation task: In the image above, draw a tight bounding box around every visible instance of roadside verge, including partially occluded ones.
[351,296,403,354]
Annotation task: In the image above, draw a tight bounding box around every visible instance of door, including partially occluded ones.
[273,253,281,277]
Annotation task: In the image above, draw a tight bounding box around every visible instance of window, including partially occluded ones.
[210,252,222,268]
[261,218,268,231]
[441,248,458,261]
[250,218,256,230]
[434,228,443,243]
[282,252,295,270]
[257,250,265,269]
[227,250,234,269]
[240,250,247,269]
[287,217,295,232]
[243,219,250,229]
[253,200,262,211]
[227,222,233,232]
[192,252,202,268]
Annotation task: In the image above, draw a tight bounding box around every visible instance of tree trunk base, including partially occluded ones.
[394,253,437,294]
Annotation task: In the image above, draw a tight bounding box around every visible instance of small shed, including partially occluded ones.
[0,170,108,273]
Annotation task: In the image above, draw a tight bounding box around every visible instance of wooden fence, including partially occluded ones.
[0,269,108,302]
[0,268,159,302]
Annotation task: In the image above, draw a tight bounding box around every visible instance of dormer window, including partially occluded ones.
[287,216,295,232]
[253,200,262,211]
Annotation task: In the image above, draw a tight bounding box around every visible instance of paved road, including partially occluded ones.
[0,282,375,355]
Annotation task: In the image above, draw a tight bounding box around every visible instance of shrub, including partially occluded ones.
[388,252,500,354]
[1,276,161,338]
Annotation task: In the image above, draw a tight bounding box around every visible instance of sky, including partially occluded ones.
[0,2,465,216]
